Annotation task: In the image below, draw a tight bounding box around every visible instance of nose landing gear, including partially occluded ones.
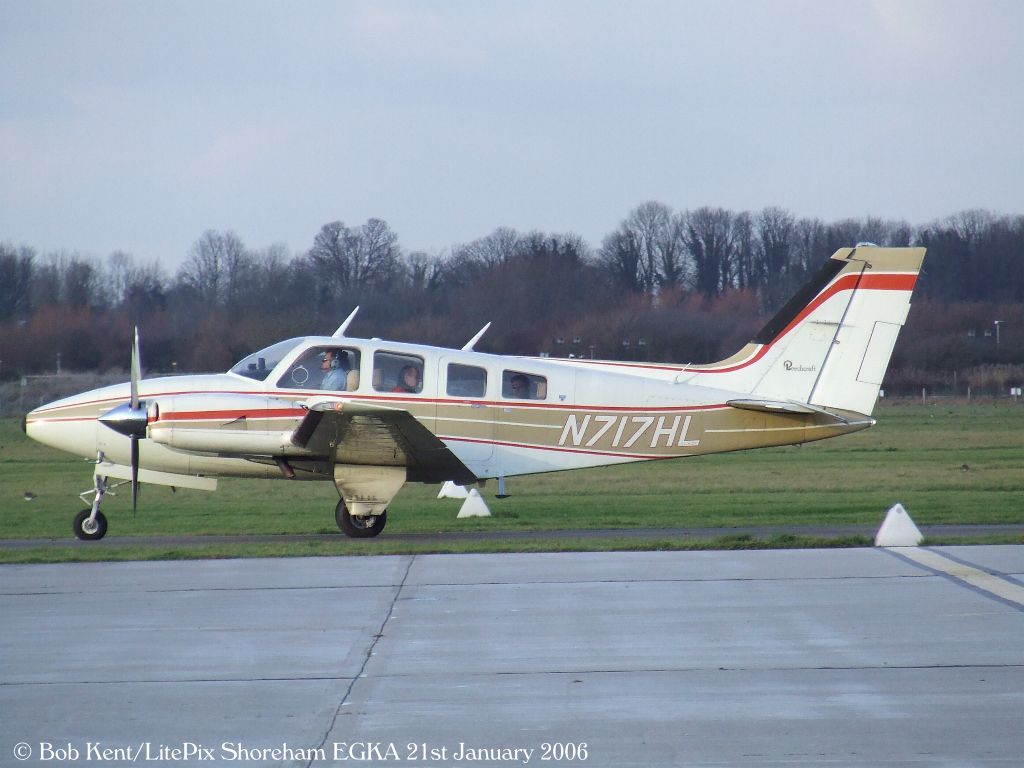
[73,452,127,541]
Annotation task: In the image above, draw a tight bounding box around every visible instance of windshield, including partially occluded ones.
[229,338,305,381]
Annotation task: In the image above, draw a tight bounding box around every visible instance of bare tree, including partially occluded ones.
[404,250,446,293]
[101,251,165,308]
[452,227,520,270]
[756,207,795,278]
[683,207,735,297]
[0,243,35,320]
[791,217,828,276]
[597,202,689,295]
[731,212,755,290]
[177,230,250,307]
[597,227,645,294]
[308,218,401,296]
[27,251,99,309]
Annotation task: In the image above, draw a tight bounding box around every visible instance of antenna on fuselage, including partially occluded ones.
[333,306,360,338]
[462,322,492,351]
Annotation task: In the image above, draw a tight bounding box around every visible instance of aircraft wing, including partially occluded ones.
[96,462,218,491]
[291,401,477,484]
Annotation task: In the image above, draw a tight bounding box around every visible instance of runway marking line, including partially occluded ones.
[885,547,1024,612]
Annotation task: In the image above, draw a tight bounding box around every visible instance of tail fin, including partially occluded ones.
[687,245,925,415]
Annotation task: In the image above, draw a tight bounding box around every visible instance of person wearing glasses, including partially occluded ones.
[321,349,349,390]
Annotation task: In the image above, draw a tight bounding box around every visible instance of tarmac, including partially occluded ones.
[2,546,1022,767]
[2,523,1023,549]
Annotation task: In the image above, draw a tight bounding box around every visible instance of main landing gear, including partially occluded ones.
[335,499,387,538]
[331,465,402,539]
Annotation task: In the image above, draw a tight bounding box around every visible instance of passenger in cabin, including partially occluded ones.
[507,373,531,399]
[393,364,421,394]
[321,350,349,390]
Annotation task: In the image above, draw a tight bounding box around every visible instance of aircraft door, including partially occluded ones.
[496,367,568,477]
[437,356,494,467]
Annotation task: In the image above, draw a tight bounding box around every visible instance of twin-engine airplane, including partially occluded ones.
[24,245,925,540]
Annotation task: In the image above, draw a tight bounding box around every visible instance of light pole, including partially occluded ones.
[994,320,1004,347]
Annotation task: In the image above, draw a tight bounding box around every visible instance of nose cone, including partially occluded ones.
[23,403,49,440]
[24,394,107,459]
[24,404,69,453]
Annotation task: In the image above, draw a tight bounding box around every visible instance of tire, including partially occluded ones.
[73,509,108,541]
[335,500,387,538]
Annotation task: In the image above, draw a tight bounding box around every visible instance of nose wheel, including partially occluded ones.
[335,500,387,538]
[73,509,108,540]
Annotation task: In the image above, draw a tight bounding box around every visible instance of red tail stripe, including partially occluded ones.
[700,272,917,374]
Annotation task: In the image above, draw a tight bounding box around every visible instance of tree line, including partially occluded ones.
[1,205,1022,393]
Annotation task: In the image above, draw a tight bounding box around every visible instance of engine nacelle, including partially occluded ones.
[147,393,310,457]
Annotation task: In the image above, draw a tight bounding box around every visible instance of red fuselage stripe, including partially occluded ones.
[157,408,304,422]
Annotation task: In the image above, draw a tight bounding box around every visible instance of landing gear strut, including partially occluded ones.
[73,451,135,541]
[74,466,113,541]
[335,499,387,538]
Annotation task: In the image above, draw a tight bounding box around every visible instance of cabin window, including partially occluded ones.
[276,346,361,391]
[502,370,547,400]
[374,351,424,394]
[447,363,487,398]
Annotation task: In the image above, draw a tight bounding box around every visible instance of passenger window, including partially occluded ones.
[374,351,424,394]
[502,370,546,400]
[277,346,361,391]
[447,363,487,398]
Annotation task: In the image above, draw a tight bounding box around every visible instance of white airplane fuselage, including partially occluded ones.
[27,340,866,484]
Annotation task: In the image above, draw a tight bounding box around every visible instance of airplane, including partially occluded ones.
[23,245,925,541]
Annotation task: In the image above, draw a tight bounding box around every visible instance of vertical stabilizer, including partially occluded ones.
[687,246,925,415]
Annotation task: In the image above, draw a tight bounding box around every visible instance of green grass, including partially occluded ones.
[2,401,1023,562]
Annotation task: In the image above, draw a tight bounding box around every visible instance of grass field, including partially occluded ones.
[1,401,1022,562]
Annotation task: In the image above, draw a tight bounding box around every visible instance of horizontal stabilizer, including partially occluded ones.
[726,398,867,426]
[97,463,218,491]
[727,398,820,415]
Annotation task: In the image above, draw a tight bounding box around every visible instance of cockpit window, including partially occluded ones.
[229,338,305,381]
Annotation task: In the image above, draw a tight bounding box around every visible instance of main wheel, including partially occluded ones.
[335,500,387,538]
[73,509,108,541]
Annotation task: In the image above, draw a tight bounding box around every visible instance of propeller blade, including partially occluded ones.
[130,436,139,517]
[130,326,141,411]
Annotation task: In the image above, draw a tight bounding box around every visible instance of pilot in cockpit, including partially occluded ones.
[320,350,349,390]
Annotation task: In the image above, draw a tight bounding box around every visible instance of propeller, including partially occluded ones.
[98,327,147,515]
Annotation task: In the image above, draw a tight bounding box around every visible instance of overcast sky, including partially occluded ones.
[2,0,1022,269]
